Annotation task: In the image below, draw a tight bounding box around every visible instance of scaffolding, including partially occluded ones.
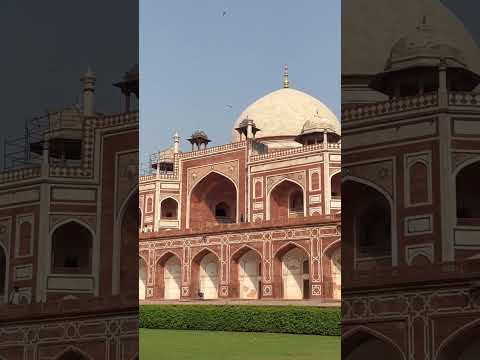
[139,147,176,176]
[2,105,82,170]
[3,114,50,170]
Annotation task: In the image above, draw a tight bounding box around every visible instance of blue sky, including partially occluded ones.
[140,0,341,165]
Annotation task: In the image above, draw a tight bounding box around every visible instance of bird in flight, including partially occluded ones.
[226,104,233,109]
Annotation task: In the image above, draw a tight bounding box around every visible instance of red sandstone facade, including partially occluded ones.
[0,67,139,359]
[342,21,480,360]
[139,81,342,301]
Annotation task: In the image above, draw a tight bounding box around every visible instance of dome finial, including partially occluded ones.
[283,64,289,88]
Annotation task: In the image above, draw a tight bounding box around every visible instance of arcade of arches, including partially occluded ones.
[141,239,341,301]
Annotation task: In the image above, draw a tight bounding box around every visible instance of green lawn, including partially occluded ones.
[140,328,340,360]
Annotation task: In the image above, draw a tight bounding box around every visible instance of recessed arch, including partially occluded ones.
[138,207,143,231]
[0,242,7,304]
[50,220,94,275]
[187,171,239,229]
[330,171,342,198]
[343,176,397,267]
[230,245,262,299]
[273,241,310,259]
[154,250,183,300]
[139,256,147,300]
[322,239,341,258]
[113,188,139,296]
[163,256,181,300]
[267,179,306,221]
[436,318,480,360]
[231,244,262,260]
[160,197,179,220]
[273,242,310,299]
[408,160,429,204]
[55,346,92,360]
[455,159,480,225]
[191,248,220,299]
[113,186,138,295]
[330,247,341,300]
[343,326,406,360]
[156,250,182,266]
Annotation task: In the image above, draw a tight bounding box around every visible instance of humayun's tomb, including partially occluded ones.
[139,66,342,302]
[342,0,480,359]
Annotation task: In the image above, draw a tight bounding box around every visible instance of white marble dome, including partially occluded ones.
[342,0,480,76]
[301,115,341,136]
[386,20,467,71]
[231,88,339,148]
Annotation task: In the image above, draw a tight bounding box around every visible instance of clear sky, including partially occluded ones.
[139,0,341,166]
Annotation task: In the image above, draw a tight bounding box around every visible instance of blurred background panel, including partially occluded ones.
[342,1,480,359]
[0,1,139,359]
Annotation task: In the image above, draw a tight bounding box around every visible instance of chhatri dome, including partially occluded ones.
[342,0,480,104]
[342,0,480,75]
[231,65,339,148]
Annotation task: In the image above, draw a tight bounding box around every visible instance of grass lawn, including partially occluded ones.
[140,328,340,360]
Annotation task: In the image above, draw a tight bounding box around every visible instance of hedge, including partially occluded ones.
[140,305,340,336]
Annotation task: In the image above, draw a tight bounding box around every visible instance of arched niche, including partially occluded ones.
[437,320,480,360]
[139,256,147,300]
[343,178,394,271]
[120,191,139,296]
[189,172,238,228]
[0,244,6,303]
[191,249,219,299]
[160,198,178,220]
[230,246,261,299]
[343,328,405,360]
[456,161,480,225]
[269,180,305,221]
[55,348,91,360]
[331,172,341,198]
[273,243,309,299]
[155,252,182,300]
[51,221,93,274]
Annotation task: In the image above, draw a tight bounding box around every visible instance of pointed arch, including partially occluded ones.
[342,175,397,266]
[191,248,220,299]
[50,220,94,275]
[187,171,239,229]
[139,256,148,300]
[156,250,182,266]
[230,244,262,299]
[191,247,220,264]
[322,239,341,258]
[455,159,480,225]
[113,188,139,296]
[266,179,306,221]
[160,197,179,220]
[436,318,480,360]
[343,326,406,360]
[157,252,182,300]
[0,242,7,303]
[273,242,310,299]
[273,241,310,259]
[55,346,92,360]
[231,244,262,261]
[330,170,342,198]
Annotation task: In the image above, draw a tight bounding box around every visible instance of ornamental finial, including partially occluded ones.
[283,64,289,88]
